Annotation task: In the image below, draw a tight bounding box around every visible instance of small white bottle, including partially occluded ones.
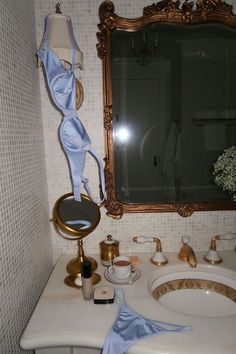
[81,260,93,300]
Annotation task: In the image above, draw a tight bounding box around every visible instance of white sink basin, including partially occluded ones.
[148,264,236,318]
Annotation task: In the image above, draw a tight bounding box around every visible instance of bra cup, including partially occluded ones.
[60,116,91,152]
[38,47,76,112]
[52,71,76,111]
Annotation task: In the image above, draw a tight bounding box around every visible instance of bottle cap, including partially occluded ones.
[82,259,92,278]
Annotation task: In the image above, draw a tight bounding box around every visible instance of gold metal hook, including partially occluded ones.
[55,2,62,14]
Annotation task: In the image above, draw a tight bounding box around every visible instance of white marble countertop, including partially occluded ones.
[20,251,236,354]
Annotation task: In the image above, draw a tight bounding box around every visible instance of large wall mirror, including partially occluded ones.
[97,0,236,218]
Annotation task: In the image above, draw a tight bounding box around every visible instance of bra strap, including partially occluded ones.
[43,15,50,47]
[82,147,107,205]
[68,17,77,70]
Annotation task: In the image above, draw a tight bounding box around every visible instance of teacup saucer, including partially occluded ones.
[104,266,141,284]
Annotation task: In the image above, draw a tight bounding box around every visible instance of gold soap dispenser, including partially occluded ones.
[100,234,120,266]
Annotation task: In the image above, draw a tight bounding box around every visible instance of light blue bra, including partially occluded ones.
[37,16,106,204]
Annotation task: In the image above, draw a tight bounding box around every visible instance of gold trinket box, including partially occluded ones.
[100,234,119,266]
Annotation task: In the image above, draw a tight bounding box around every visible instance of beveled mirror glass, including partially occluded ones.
[97,0,236,218]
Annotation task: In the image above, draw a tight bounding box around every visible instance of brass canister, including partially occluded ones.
[100,234,120,266]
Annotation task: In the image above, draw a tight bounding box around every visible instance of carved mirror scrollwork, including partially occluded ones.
[97,0,236,219]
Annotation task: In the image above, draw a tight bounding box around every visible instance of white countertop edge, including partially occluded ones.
[20,333,104,350]
[20,332,195,354]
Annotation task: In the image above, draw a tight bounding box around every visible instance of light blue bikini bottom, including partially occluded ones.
[102,289,191,354]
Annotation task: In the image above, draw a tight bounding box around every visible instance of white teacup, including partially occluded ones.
[108,255,131,280]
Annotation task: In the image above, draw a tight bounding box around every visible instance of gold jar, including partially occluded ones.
[100,235,120,266]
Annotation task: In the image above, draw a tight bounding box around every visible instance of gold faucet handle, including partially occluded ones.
[204,232,236,264]
[132,236,168,266]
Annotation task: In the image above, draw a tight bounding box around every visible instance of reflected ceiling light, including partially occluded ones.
[115,126,131,143]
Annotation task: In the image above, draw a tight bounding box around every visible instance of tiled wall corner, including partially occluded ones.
[0,1,53,353]
[34,0,236,262]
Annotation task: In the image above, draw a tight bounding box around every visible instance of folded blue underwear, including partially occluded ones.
[37,16,106,204]
[102,288,191,354]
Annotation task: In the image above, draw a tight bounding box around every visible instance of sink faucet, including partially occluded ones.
[178,236,197,268]
[204,232,236,264]
[133,236,168,265]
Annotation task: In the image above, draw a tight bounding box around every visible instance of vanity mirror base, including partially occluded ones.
[65,244,101,288]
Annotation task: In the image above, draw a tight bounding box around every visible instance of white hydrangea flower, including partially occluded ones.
[213,146,236,199]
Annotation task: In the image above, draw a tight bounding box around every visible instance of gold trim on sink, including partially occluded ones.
[152,279,236,303]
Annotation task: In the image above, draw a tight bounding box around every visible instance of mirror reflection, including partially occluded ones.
[59,194,99,232]
[97,0,236,218]
[112,24,236,204]
[52,193,101,238]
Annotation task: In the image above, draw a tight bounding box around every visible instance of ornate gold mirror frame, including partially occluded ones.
[97,0,236,219]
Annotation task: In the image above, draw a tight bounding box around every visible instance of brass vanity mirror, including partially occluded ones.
[97,0,236,219]
[51,193,101,288]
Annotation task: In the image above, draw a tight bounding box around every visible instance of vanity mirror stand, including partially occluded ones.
[51,193,101,288]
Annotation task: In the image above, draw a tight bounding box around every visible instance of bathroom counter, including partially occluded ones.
[20,251,236,354]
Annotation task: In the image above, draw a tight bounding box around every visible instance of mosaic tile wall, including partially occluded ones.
[0,1,53,353]
[34,0,236,263]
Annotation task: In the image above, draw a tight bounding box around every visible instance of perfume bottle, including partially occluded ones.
[81,259,93,300]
